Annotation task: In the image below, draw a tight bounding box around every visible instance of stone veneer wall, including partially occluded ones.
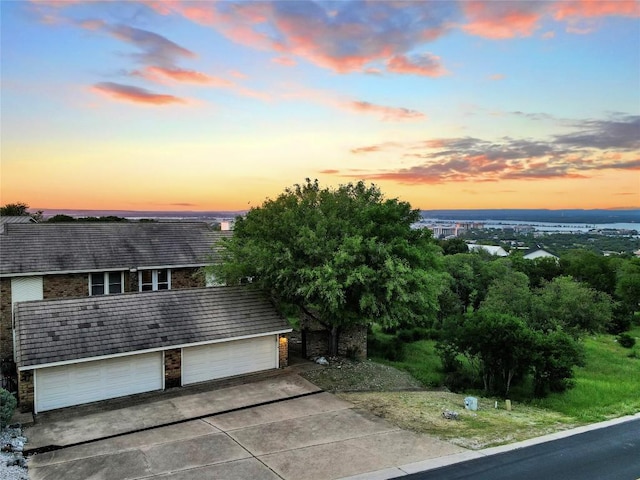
[18,370,34,413]
[278,334,289,368]
[299,315,367,360]
[0,279,12,360]
[164,348,181,388]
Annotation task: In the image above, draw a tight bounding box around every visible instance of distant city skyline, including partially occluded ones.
[2,1,639,211]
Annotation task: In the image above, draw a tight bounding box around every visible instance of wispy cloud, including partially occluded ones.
[133,66,227,85]
[386,53,448,77]
[554,116,640,150]
[91,82,185,105]
[343,115,640,183]
[347,101,426,121]
[106,24,195,66]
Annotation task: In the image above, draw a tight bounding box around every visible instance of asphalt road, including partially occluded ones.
[401,418,640,480]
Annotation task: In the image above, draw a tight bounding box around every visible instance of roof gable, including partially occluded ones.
[15,286,290,367]
[0,222,231,275]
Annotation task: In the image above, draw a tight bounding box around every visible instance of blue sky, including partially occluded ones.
[1,1,639,211]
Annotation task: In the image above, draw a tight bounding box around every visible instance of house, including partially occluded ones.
[522,248,559,261]
[466,243,509,257]
[0,215,36,233]
[1,222,291,413]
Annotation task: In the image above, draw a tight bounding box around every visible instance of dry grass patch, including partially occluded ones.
[338,391,580,449]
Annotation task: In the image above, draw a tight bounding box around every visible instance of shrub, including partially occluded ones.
[397,327,433,343]
[0,388,17,428]
[367,336,405,361]
[617,333,636,349]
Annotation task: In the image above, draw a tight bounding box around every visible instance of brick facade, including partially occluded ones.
[164,348,182,388]
[0,279,12,360]
[43,273,88,299]
[171,268,205,289]
[18,370,34,413]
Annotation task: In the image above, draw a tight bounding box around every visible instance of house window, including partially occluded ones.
[139,269,171,291]
[90,272,124,295]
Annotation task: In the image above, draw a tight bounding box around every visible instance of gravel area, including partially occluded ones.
[300,357,424,392]
[0,425,29,480]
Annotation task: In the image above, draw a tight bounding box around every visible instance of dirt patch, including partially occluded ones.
[300,358,423,392]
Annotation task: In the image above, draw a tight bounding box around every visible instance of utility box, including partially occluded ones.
[464,396,478,411]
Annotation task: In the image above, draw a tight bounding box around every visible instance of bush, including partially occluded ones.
[397,327,433,343]
[368,336,405,361]
[617,333,636,349]
[0,388,17,428]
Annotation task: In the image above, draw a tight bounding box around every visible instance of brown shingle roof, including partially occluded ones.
[0,222,231,276]
[15,286,290,368]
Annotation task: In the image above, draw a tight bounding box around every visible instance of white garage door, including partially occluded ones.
[35,352,163,413]
[182,336,277,385]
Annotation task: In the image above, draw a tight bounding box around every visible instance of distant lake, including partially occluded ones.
[421,219,639,233]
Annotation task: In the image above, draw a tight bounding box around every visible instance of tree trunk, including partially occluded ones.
[328,326,340,357]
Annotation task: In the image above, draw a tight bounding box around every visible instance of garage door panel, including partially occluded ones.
[36,352,162,412]
[183,336,277,386]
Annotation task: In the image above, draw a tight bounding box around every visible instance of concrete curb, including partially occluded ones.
[338,412,640,479]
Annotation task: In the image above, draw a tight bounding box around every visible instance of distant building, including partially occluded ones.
[466,244,509,257]
[523,248,559,261]
[424,221,485,238]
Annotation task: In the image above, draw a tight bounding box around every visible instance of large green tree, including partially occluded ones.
[1,202,29,216]
[0,202,42,221]
[211,179,447,355]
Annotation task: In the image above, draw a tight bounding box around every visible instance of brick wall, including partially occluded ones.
[0,279,12,360]
[278,334,289,368]
[43,273,87,299]
[171,268,205,289]
[164,348,181,388]
[18,370,34,413]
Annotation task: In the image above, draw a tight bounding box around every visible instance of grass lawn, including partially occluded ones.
[530,325,640,422]
[368,324,640,424]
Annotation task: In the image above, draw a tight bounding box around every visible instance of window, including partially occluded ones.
[139,269,171,291]
[90,272,124,296]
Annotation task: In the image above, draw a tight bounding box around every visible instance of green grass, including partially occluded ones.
[368,324,640,423]
[530,325,640,422]
[375,340,445,387]
[368,325,445,387]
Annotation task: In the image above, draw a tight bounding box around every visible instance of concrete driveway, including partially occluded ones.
[25,374,467,480]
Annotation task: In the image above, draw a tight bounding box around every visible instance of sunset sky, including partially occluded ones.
[2,0,639,212]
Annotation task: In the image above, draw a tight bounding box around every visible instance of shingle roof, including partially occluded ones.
[0,222,231,276]
[15,286,291,368]
[0,216,36,224]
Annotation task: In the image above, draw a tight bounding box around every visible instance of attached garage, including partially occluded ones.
[35,352,163,413]
[183,336,277,385]
[14,286,291,413]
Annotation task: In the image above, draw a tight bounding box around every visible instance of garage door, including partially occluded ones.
[182,336,277,385]
[35,352,163,413]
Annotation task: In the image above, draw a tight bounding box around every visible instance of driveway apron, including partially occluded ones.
[26,374,466,480]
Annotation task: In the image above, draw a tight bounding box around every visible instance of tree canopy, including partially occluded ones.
[1,202,30,216]
[211,179,447,355]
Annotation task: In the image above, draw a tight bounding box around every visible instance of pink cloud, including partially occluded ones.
[91,82,186,105]
[319,169,339,174]
[138,66,230,86]
[488,73,505,81]
[461,1,546,39]
[552,0,640,20]
[272,56,297,66]
[347,101,426,121]
[387,54,448,77]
